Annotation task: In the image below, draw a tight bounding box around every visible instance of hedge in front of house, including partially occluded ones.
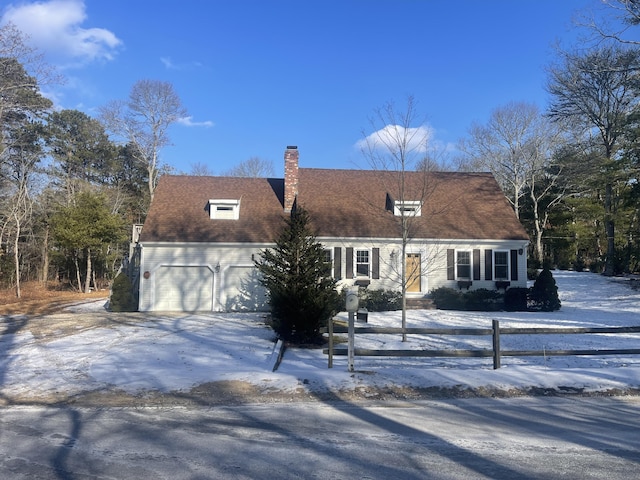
[430,287,501,311]
[504,287,529,311]
[337,288,402,312]
[110,273,137,312]
[431,281,558,312]
[429,287,466,310]
[465,288,503,311]
[360,289,402,311]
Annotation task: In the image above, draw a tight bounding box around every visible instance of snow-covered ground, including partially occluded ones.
[2,270,640,398]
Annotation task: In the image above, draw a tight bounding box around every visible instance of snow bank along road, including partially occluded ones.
[1,396,639,479]
[2,271,640,403]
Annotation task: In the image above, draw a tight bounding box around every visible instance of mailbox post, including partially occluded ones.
[345,288,359,372]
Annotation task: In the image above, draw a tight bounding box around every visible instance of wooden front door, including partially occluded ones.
[406,253,421,292]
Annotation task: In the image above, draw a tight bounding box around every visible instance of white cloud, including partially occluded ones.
[2,0,122,65]
[356,124,433,153]
[177,116,215,128]
[161,56,203,70]
[160,57,177,69]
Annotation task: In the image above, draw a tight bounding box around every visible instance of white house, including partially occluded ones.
[136,146,529,311]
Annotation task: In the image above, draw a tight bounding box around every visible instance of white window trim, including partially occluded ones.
[323,248,333,270]
[393,200,422,217]
[456,250,472,280]
[355,249,371,278]
[209,199,240,220]
[494,250,510,281]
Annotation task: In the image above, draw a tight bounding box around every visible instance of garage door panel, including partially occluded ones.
[224,266,267,311]
[155,266,213,311]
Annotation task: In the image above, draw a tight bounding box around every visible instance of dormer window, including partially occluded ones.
[393,200,422,217]
[209,199,240,220]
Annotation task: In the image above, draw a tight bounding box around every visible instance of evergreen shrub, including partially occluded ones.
[504,287,528,311]
[529,268,561,311]
[430,287,465,310]
[431,287,506,311]
[360,289,402,311]
[464,288,502,311]
[527,267,539,281]
[110,273,137,312]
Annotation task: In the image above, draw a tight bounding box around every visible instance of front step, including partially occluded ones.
[405,298,435,309]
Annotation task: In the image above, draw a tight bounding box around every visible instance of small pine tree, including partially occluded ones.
[255,207,339,344]
[530,268,561,311]
[110,273,137,312]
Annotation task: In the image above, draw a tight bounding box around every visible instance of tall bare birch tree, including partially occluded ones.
[459,102,567,264]
[100,80,187,204]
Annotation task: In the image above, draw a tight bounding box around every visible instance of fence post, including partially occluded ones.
[492,319,501,369]
[328,317,334,369]
[348,312,355,372]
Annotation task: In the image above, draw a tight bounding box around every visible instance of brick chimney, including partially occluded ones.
[284,146,299,213]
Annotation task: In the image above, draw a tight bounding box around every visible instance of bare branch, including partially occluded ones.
[99,80,187,201]
[224,157,275,177]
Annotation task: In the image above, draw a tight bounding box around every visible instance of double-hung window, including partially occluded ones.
[456,251,471,279]
[494,251,509,280]
[323,249,333,275]
[356,250,370,277]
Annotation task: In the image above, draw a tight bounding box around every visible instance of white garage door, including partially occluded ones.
[223,266,268,311]
[155,266,214,311]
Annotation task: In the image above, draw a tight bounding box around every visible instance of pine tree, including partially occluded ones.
[52,191,127,293]
[255,208,339,344]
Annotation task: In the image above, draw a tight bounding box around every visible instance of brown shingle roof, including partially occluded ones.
[139,175,286,243]
[139,170,529,243]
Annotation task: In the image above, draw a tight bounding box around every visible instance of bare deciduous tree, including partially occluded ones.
[578,0,640,45]
[547,45,640,275]
[360,96,437,341]
[459,102,567,264]
[459,102,543,219]
[100,80,187,203]
[0,23,54,296]
[224,157,274,177]
[188,161,214,176]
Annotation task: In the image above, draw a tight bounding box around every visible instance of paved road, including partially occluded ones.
[1,396,639,479]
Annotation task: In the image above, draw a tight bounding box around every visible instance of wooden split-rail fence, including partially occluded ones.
[323,318,640,370]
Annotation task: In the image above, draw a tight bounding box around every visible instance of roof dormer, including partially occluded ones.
[393,200,422,217]
[209,199,240,220]
[386,193,422,217]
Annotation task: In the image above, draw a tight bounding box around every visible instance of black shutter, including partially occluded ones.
[485,249,493,280]
[372,248,380,279]
[346,247,354,279]
[447,249,455,280]
[334,247,342,279]
[510,249,518,281]
[473,249,480,280]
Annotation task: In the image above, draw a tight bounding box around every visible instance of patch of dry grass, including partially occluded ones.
[0,282,109,315]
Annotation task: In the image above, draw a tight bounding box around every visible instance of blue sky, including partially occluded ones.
[1,0,609,176]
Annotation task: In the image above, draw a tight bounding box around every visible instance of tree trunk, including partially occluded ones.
[530,192,544,264]
[40,225,49,284]
[74,254,82,293]
[13,216,20,299]
[604,183,615,276]
[84,248,92,293]
[401,240,407,342]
